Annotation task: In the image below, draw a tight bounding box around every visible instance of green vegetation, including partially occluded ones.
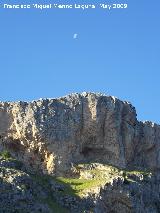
[125,169,151,176]
[56,176,105,197]
[0,150,23,169]
[0,150,11,159]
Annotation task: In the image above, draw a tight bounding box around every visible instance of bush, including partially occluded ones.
[0,150,11,159]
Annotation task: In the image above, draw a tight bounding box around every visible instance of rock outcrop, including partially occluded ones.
[0,156,52,213]
[96,174,160,213]
[0,92,160,175]
[0,92,160,213]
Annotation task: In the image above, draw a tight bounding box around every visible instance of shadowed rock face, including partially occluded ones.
[96,175,160,213]
[0,92,160,175]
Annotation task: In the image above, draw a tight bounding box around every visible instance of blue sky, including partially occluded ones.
[0,0,160,124]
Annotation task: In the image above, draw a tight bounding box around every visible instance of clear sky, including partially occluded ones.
[0,0,160,124]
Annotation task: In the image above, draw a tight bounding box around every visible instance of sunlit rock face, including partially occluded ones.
[0,92,160,175]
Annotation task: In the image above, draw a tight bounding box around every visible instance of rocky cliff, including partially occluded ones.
[0,92,160,212]
[0,92,160,175]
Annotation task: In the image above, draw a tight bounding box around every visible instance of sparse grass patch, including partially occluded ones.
[55,176,105,196]
[126,169,151,176]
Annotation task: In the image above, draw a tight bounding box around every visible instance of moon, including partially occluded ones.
[73,33,78,39]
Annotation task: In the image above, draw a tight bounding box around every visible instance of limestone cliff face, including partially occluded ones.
[0,92,160,175]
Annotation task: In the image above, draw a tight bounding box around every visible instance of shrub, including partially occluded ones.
[0,150,11,159]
